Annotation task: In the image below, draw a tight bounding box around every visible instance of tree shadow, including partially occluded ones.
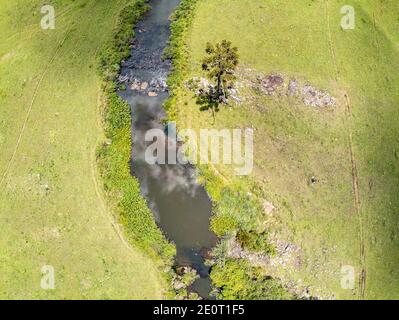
[195,92,220,125]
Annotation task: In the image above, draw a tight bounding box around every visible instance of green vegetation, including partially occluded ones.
[211,259,293,300]
[0,0,167,299]
[164,0,199,122]
[210,188,275,255]
[201,40,239,101]
[211,189,264,236]
[166,0,399,299]
[236,230,275,255]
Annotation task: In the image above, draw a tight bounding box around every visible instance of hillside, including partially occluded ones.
[0,0,164,299]
[169,0,399,299]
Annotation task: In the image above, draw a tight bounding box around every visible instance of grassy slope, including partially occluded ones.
[173,0,399,299]
[0,0,164,299]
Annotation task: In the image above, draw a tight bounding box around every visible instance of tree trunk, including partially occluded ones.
[217,74,223,100]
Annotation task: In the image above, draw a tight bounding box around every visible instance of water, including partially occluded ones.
[118,0,217,298]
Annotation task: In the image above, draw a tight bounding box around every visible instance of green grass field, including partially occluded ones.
[171,0,399,299]
[0,0,165,299]
[1,0,398,300]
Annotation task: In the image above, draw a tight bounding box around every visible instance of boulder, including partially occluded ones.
[302,85,336,107]
[288,79,299,96]
[257,74,284,95]
[140,82,149,90]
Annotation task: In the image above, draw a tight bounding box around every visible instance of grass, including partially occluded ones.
[0,0,166,299]
[168,0,399,299]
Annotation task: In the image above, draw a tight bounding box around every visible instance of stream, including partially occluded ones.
[118,0,217,298]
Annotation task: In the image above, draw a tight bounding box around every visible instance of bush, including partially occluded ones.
[210,213,238,236]
[236,230,275,255]
[104,93,131,136]
[210,188,263,236]
[211,259,293,300]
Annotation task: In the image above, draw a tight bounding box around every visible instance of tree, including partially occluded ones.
[202,40,239,102]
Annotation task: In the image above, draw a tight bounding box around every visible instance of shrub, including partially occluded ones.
[236,230,275,255]
[211,259,293,300]
[210,213,238,237]
[104,93,131,136]
[210,188,263,236]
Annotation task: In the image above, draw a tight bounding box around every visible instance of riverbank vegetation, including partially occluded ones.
[167,0,292,300]
[211,259,292,300]
[0,0,166,298]
[166,0,399,299]
[96,0,175,266]
[96,0,178,298]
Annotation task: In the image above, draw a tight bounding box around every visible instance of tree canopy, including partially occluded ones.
[202,40,239,101]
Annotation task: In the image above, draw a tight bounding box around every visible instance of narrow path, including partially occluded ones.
[0,30,71,189]
[91,13,165,298]
[0,3,90,188]
[325,0,366,299]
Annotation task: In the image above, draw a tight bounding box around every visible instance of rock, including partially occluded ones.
[118,75,129,83]
[227,238,270,267]
[172,278,186,291]
[130,82,140,90]
[258,74,284,95]
[130,78,141,90]
[310,176,317,185]
[199,247,213,260]
[302,84,336,107]
[288,79,299,96]
[219,96,228,104]
[149,78,168,92]
[263,201,275,216]
[185,77,213,96]
[252,73,336,108]
[140,82,148,90]
[227,88,242,104]
[186,77,241,104]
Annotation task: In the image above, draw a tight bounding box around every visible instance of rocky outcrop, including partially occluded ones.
[226,238,302,270]
[185,71,336,108]
[254,73,336,107]
[301,84,336,107]
[226,238,315,299]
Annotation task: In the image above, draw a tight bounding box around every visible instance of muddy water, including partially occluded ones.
[118,0,217,298]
